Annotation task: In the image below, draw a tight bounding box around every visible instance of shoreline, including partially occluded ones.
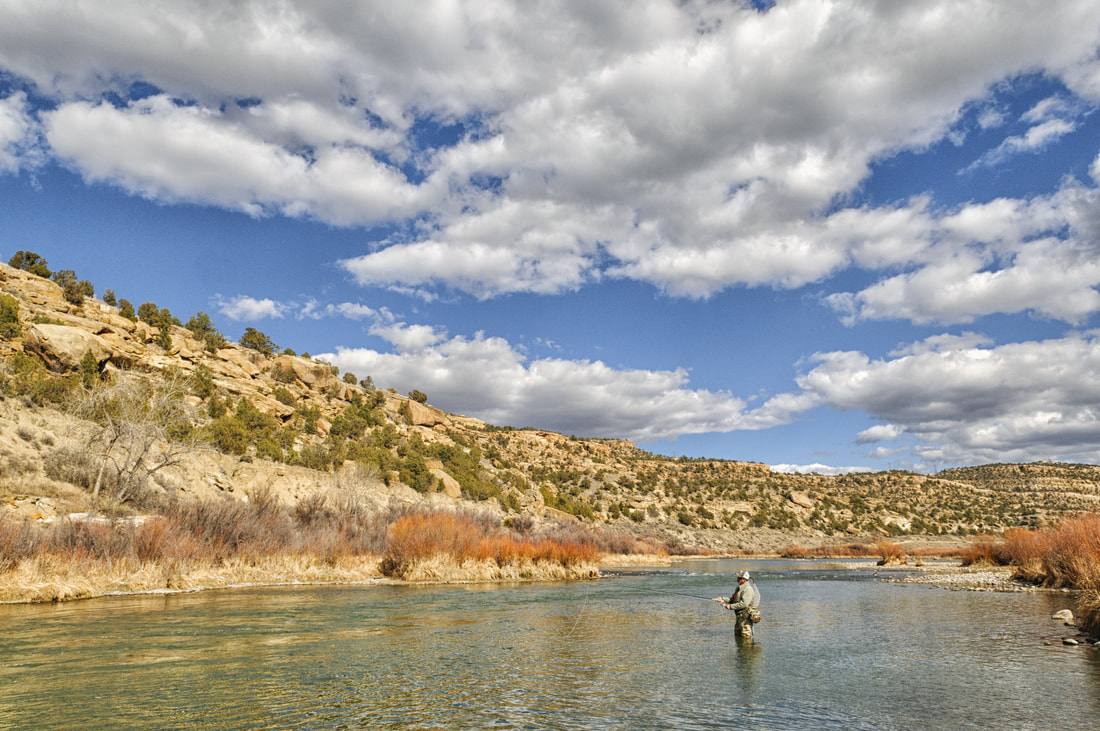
[0,553,1061,605]
[0,552,607,604]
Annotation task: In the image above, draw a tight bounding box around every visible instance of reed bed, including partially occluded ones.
[960,514,1100,637]
[0,491,390,602]
[0,495,643,601]
[379,511,601,580]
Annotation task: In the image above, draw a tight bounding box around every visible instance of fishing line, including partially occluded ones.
[647,587,719,602]
[561,581,593,639]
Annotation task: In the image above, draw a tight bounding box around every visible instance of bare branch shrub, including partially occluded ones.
[68,371,197,505]
[295,492,332,526]
[42,445,98,490]
[0,518,42,571]
[874,540,906,565]
[331,462,381,520]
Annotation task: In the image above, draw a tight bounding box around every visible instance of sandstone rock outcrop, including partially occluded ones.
[789,491,815,510]
[408,399,451,428]
[23,324,112,371]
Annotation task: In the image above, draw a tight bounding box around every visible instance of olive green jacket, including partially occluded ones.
[727,581,756,613]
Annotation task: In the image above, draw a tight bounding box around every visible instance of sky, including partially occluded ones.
[3,1,1100,474]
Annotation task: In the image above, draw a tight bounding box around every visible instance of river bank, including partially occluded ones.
[0,553,611,604]
[0,535,1084,608]
[0,549,1023,605]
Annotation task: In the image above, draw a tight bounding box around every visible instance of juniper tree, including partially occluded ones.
[239,327,277,356]
[8,250,51,278]
[0,293,21,340]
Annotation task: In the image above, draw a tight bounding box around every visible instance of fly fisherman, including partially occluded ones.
[714,571,758,639]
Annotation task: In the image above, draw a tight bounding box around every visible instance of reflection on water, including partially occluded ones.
[0,559,1097,729]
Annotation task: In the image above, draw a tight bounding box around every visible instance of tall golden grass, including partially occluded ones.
[873,540,906,565]
[961,514,1100,637]
[380,512,600,580]
[0,490,390,601]
[0,496,635,601]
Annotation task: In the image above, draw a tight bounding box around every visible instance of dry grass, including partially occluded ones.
[379,511,601,580]
[905,546,966,559]
[957,514,1100,637]
[396,555,598,583]
[0,554,383,603]
[959,534,1014,567]
[782,541,964,561]
[874,540,906,565]
[779,542,884,559]
[1079,593,1100,639]
[0,491,387,603]
[0,497,613,601]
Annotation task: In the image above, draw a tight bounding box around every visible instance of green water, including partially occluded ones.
[0,559,1096,729]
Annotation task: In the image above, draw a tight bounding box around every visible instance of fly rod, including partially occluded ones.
[648,587,720,601]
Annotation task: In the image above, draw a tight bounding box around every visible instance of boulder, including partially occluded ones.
[218,348,262,378]
[430,468,463,498]
[176,335,208,361]
[273,355,335,388]
[0,264,64,308]
[22,324,112,372]
[252,394,296,420]
[789,491,815,509]
[1053,609,1075,623]
[883,515,912,532]
[96,331,145,368]
[408,400,451,428]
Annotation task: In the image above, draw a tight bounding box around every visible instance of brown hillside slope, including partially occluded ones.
[2,259,1098,555]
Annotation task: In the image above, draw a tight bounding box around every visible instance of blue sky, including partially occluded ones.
[3,1,1100,474]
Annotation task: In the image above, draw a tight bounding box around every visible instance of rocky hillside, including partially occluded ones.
[2,257,1099,553]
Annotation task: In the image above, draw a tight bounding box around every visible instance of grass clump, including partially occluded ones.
[958,514,1100,638]
[379,510,600,581]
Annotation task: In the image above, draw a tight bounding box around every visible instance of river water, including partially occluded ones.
[1,558,1096,730]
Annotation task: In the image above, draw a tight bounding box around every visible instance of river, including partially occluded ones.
[0,558,1096,729]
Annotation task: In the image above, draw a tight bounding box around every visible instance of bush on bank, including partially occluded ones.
[379,511,601,579]
[961,513,1100,637]
[0,496,664,600]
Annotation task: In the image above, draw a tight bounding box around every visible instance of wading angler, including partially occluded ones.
[715,571,761,639]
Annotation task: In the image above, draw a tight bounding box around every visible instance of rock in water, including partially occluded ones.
[1052,609,1074,623]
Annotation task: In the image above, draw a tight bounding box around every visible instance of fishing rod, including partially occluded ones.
[648,587,719,602]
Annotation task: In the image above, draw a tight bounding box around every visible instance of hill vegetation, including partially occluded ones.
[3,251,1100,602]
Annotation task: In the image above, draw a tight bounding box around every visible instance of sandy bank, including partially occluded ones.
[0,553,608,603]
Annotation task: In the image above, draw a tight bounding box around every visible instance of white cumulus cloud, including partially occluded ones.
[318,322,809,443]
[796,332,1100,466]
[0,92,40,173]
[214,294,286,321]
[1,1,1099,308]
